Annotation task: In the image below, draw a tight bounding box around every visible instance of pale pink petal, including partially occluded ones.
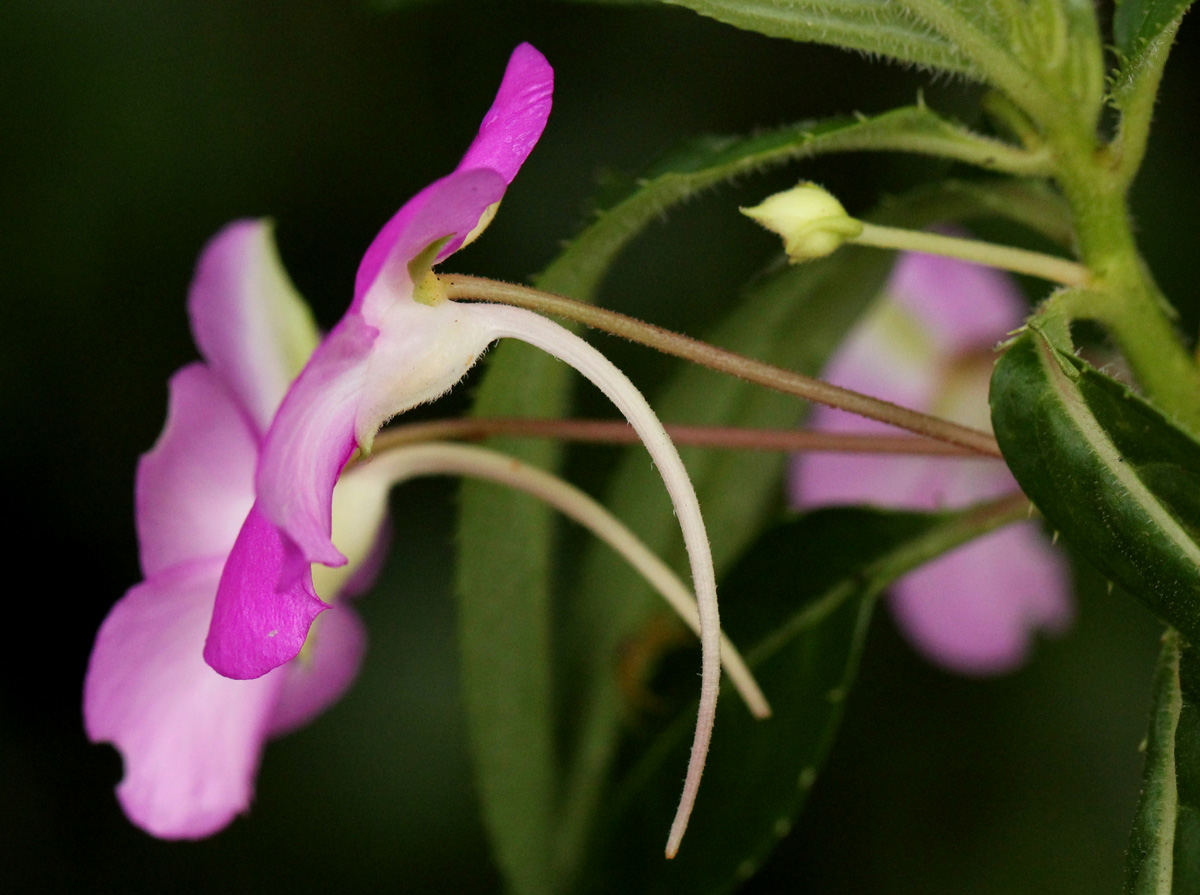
[84,559,284,839]
[188,220,319,433]
[796,448,1017,511]
[791,296,942,508]
[266,604,367,737]
[255,316,378,571]
[352,167,508,320]
[136,365,257,579]
[890,522,1072,675]
[205,504,328,680]
[456,43,554,184]
[887,243,1027,354]
[815,327,938,420]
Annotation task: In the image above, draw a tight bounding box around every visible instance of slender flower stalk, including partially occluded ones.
[740,182,1091,287]
[368,418,982,455]
[456,304,722,857]
[441,275,1002,457]
[848,222,1091,287]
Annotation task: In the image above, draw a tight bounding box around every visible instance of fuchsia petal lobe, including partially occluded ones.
[84,560,283,839]
[205,504,328,680]
[188,220,319,433]
[136,365,257,579]
[457,43,554,184]
[891,522,1073,675]
[353,43,551,311]
[266,604,368,737]
[256,316,378,570]
[353,168,508,315]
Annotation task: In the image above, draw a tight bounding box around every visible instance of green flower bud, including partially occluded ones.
[741,183,863,262]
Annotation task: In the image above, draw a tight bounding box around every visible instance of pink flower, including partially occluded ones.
[83,221,391,838]
[202,43,558,680]
[202,44,720,853]
[791,247,1072,674]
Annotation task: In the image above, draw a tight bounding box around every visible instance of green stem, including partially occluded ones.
[1111,17,1184,191]
[442,275,1001,458]
[852,222,1090,286]
[1045,131,1200,436]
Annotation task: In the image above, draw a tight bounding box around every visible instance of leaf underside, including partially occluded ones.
[990,326,1200,646]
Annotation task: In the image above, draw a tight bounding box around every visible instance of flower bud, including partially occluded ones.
[741,183,863,262]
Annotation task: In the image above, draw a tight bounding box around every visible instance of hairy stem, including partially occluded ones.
[852,222,1090,286]
[442,275,1001,458]
[369,418,984,456]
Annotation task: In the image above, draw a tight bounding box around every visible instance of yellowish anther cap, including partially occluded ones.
[411,270,449,307]
[408,236,453,306]
[741,183,863,262]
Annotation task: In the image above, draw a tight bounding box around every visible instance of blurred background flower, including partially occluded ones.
[792,246,1073,675]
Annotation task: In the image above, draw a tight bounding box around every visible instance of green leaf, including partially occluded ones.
[544,107,1049,300]
[1114,0,1195,58]
[657,0,980,75]
[576,502,1026,894]
[1125,629,1200,894]
[990,324,1200,646]
[1111,0,1193,184]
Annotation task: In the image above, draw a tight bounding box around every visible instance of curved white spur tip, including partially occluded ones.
[459,301,723,860]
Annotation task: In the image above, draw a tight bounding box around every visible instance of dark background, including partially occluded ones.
[3,1,1197,891]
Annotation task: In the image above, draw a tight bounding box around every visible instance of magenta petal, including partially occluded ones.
[205,504,328,680]
[137,365,257,579]
[266,604,367,738]
[352,167,508,316]
[84,559,283,839]
[890,521,1072,675]
[255,316,378,569]
[457,43,553,184]
[188,220,319,433]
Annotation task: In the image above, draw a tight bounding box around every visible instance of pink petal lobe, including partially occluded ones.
[255,316,378,571]
[84,559,283,839]
[205,504,328,680]
[188,220,320,433]
[890,521,1072,675]
[353,168,508,317]
[267,604,367,737]
[137,365,257,579]
[456,43,554,184]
